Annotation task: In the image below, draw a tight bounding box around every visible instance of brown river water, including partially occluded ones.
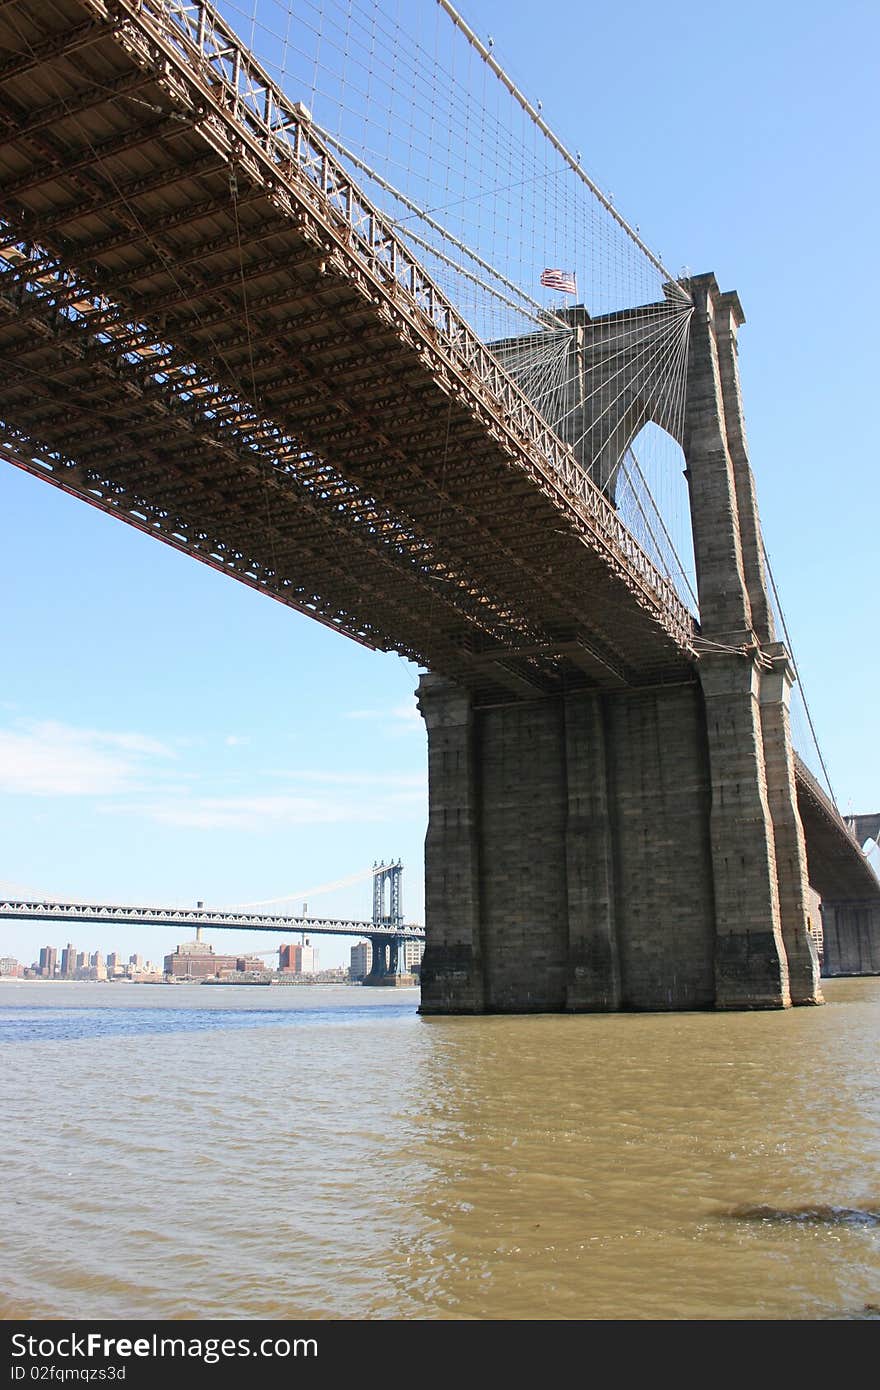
[1,977,878,1321]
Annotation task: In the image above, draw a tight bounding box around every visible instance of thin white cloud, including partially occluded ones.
[391,698,421,725]
[135,790,422,832]
[224,735,250,747]
[0,719,175,797]
[344,696,421,732]
[0,718,427,834]
[94,730,173,757]
[262,769,425,789]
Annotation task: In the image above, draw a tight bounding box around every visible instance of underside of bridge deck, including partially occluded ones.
[0,0,695,706]
[795,770,880,977]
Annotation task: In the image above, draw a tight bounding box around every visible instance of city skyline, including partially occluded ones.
[0,927,422,982]
[3,935,310,974]
[3,942,163,979]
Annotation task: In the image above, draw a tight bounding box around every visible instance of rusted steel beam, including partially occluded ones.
[0,19,113,86]
[0,71,155,147]
[118,243,326,317]
[71,213,299,295]
[0,114,192,202]
[7,186,265,268]
[0,272,542,654]
[0,152,224,240]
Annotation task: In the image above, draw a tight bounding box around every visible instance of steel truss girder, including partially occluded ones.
[119,245,329,320]
[0,70,155,148]
[1,151,224,242]
[0,19,112,86]
[5,259,583,661]
[0,113,191,203]
[0,259,545,657]
[0,0,696,683]
[89,0,695,651]
[71,212,301,297]
[172,289,645,675]
[9,184,267,272]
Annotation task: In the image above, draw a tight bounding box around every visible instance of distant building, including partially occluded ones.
[106,952,125,977]
[0,956,23,978]
[400,939,424,976]
[129,954,144,971]
[350,940,372,981]
[38,946,57,978]
[76,951,88,971]
[90,951,104,970]
[278,940,318,975]
[164,938,264,978]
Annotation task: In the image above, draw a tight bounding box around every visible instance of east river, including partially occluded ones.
[1,977,878,1321]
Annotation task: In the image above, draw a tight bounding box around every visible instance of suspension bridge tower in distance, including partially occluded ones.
[363,861,417,987]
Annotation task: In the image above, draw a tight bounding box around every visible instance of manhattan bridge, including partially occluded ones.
[0,0,877,1011]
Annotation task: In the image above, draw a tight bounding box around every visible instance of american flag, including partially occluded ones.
[540,268,577,294]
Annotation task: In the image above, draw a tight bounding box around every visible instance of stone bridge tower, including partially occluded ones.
[417,273,822,1013]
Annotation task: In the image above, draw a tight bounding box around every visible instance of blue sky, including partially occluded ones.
[1,0,877,970]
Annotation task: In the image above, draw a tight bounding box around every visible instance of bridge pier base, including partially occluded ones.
[416,682,486,1012]
[418,673,724,1013]
[417,668,827,1013]
[698,651,791,1009]
[759,648,823,1003]
[820,902,880,976]
[562,692,621,1011]
[363,934,408,987]
[363,935,389,986]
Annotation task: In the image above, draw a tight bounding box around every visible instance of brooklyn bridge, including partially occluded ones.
[0,0,876,1011]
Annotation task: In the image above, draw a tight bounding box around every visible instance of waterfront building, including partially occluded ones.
[164,938,265,978]
[60,944,77,977]
[400,939,424,976]
[39,946,57,978]
[350,940,372,981]
[0,956,23,977]
[278,940,318,975]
